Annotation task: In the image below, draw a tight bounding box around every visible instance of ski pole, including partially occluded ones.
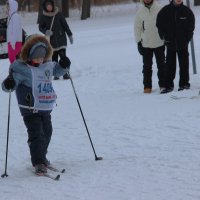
[68,73,102,161]
[1,90,12,178]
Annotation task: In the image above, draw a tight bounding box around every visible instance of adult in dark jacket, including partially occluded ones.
[156,0,195,93]
[39,0,73,80]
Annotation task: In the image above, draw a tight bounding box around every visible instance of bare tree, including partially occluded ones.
[62,0,69,17]
[0,0,7,5]
[81,0,91,20]
[37,0,43,24]
[194,0,200,5]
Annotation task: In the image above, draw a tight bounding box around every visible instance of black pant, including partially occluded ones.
[142,46,165,89]
[52,48,69,78]
[23,113,52,166]
[52,48,66,62]
[165,48,189,88]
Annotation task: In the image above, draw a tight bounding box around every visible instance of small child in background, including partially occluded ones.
[1,34,71,175]
[7,0,23,63]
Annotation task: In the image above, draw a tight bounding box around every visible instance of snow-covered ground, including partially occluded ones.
[1,2,200,200]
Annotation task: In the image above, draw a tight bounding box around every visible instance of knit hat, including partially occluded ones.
[28,42,47,60]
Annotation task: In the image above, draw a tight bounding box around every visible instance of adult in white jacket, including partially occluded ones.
[134,0,165,94]
[7,0,23,63]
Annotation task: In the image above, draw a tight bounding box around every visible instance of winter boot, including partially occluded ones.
[160,87,174,94]
[53,77,59,80]
[144,88,152,93]
[178,84,190,91]
[44,158,50,167]
[160,88,168,94]
[63,73,70,80]
[35,164,47,174]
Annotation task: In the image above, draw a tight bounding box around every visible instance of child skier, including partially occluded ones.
[1,34,71,174]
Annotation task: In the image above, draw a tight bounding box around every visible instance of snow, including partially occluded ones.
[1,2,200,200]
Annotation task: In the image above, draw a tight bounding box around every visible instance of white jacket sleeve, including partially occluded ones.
[7,14,22,49]
[134,12,142,43]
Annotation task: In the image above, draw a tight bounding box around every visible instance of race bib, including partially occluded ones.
[30,62,56,110]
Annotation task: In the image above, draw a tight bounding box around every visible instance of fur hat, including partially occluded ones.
[20,34,53,62]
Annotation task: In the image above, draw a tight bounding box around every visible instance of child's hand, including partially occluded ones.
[3,75,15,90]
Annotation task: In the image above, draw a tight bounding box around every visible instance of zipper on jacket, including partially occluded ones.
[142,21,145,32]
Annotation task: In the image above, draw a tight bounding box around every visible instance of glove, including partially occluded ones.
[3,75,15,90]
[59,56,71,69]
[45,30,53,37]
[137,41,144,55]
[68,35,73,44]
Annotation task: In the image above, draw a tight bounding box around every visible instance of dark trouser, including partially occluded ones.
[23,113,52,166]
[52,48,69,78]
[52,48,66,62]
[142,46,165,89]
[165,48,190,88]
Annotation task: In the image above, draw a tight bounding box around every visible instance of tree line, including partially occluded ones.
[0,0,200,20]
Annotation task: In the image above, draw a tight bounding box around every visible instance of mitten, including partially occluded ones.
[45,30,53,36]
[3,75,15,90]
[59,56,71,69]
[68,35,73,44]
[137,41,144,55]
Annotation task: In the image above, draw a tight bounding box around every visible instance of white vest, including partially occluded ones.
[30,63,56,111]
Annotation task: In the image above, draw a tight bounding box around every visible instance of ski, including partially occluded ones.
[171,95,200,100]
[35,172,60,181]
[171,95,187,100]
[46,165,66,173]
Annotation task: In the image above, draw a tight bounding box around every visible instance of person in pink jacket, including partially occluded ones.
[7,0,23,63]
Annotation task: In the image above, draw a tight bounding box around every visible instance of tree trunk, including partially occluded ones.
[62,0,69,17]
[37,0,43,24]
[194,0,200,5]
[86,0,91,18]
[81,0,91,20]
[0,0,6,5]
[55,0,62,10]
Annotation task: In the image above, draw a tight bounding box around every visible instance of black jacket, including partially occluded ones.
[156,2,195,50]
[39,7,72,51]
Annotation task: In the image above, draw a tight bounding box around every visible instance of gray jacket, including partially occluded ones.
[2,34,68,116]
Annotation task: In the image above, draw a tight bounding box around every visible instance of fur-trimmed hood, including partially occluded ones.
[43,0,55,11]
[20,34,53,62]
[42,0,59,16]
[43,7,59,17]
